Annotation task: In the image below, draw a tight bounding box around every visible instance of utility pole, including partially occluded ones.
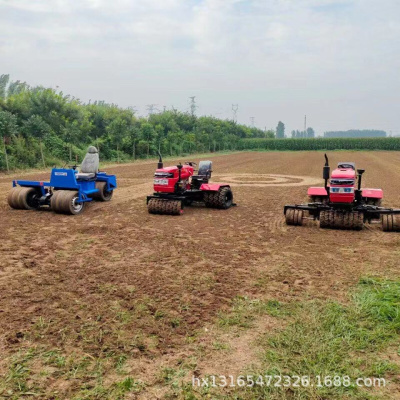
[250,117,255,127]
[232,104,238,122]
[189,96,197,116]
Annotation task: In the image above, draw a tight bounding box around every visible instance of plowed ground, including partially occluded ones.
[1,151,400,398]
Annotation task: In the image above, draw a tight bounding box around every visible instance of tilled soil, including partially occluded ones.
[1,151,400,398]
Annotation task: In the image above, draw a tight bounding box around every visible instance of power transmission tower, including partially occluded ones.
[189,96,197,116]
[304,115,307,132]
[232,104,238,122]
[250,117,255,127]
[146,104,158,116]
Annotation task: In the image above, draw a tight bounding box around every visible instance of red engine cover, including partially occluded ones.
[153,165,194,193]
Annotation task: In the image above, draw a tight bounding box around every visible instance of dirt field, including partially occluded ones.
[1,151,400,399]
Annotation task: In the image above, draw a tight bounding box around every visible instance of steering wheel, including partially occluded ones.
[185,161,197,167]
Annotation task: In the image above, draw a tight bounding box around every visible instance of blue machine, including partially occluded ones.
[7,146,117,215]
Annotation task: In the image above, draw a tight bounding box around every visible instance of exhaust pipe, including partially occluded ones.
[157,151,163,169]
[323,153,330,195]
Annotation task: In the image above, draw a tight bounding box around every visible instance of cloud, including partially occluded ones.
[0,0,399,133]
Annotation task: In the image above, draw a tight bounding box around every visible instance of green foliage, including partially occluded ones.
[324,130,387,138]
[238,137,400,151]
[0,75,265,170]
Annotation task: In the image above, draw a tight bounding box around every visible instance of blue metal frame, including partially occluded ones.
[13,168,117,205]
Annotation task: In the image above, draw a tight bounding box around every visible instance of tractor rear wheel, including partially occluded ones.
[204,187,233,209]
[18,187,40,210]
[92,181,113,201]
[8,187,39,210]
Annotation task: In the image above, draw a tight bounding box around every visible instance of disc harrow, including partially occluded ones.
[148,199,182,215]
[382,214,400,232]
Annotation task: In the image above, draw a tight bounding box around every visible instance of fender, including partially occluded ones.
[200,183,230,191]
[308,187,328,196]
[362,188,383,199]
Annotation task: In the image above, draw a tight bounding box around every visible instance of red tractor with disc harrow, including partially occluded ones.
[284,154,400,231]
[147,154,234,215]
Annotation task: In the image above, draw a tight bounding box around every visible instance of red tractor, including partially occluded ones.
[146,154,234,215]
[284,154,400,231]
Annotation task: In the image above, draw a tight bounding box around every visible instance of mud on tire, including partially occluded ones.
[285,209,303,226]
[148,199,182,215]
[51,190,85,215]
[204,187,233,209]
[8,187,40,210]
[92,181,113,202]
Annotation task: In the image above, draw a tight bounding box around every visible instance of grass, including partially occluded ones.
[218,296,291,329]
[184,277,400,399]
[2,278,400,399]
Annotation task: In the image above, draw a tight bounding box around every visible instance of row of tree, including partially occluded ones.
[0,74,271,171]
[276,121,316,139]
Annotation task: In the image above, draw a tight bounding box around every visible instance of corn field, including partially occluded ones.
[237,137,400,151]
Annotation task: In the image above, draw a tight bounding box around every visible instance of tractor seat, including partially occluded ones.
[76,172,96,180]
[77,146,99,181]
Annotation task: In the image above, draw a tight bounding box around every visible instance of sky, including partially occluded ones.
[1,0,399,135]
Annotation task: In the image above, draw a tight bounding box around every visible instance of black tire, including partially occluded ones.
[204,187,233,209]
[19,187,40,210]
[320,210,330,229]
[285,209,295,225]
[382,214,394,232]
[93,181,113,202]
[294,209,304,226]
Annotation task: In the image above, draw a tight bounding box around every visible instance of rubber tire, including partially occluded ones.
[382,214,394,232]
[204,187,233,209]
[285,209,303,226]
[148,199,182,215]
[92,181,113,202]
[320,210,331,229]
[51,190,85,215]
[285,209,295,225]
[18,187,40,210]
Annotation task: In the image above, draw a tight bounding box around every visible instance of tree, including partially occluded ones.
[0,110,18,171]
[106,117,128,162]
[0,74,10,99]
[276,121,285,139]
[23,114,52,166]
[306,127,315,138]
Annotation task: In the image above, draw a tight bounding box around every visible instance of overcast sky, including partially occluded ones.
[1,0,399,135]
